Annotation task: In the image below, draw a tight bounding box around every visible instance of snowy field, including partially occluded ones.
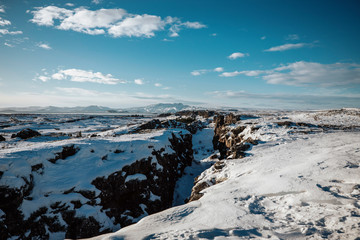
[0,109,359,240]
[91,109,360,240]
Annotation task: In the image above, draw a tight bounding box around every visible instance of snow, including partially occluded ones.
[0,114,193,238]
[125,173,147,183]
[172,128,215,206]
[149,191,161,201]
[90,109,360,240]
[1,109,360,240]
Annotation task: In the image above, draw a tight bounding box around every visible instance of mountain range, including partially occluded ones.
[0,103,192,114]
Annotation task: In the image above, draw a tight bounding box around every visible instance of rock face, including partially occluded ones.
[212,113,253,159]
[0,128,194,239]
[133,118,205,134]
[11,128,41,139]
[92,133,193,231]
[0,135,5,142]
[188,113,259,202]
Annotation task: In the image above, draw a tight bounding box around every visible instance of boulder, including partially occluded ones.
[11,128,41,139]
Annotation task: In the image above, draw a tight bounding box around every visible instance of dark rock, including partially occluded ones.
[248,197,265,215]
[315,217,326,227]
[305,227,317,236]
[48,145,80,164]
[92,132,193,229]
[157,113,172,117]
[0,135,5,141]
[62,210,105,239]
[351,211,360,217]
[344,161,359,168]
[320,229,333,238]
[276,121,295,127]
[31,163,44,174]
[11,128,41,139]
[176,110,216,118]
[176,117,195,124]
[133,119,162,133]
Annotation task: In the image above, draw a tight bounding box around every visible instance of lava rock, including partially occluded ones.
[11,128,41,139]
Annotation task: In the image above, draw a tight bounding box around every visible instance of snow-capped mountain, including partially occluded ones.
[122,103,191,114]
[0,103,192,114]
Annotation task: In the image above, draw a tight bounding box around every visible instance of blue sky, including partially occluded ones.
[0,0,360,109]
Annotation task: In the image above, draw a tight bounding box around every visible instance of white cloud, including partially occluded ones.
[134,78,145,85]
[182,21,206,29]
[92,0,101,4]
[4,42,14,47]
[214,67,224,72]
[0,17,11,26]
[220,61,360,88]
[41,68,125,84]
[58,8,126,34]
[207,90,360,110]
[38,43,52,50]
[219,71,241,77]
[286,34,299,40]
[29,6,206,38]
[109,14,164,38]
[220,70,264,77]
[154,83,171,90]
[65,3,74,7]
[191,69,208,76]
[263,61,360,87]
[0,29,22,35]
[228,52,248,60]
[211,33,217,37]
[38,76,50,82]
[192,67,225,76]
[0,6,5,13]
[264,43,306,52]
[261,36,266,40]
[30,6,73,26]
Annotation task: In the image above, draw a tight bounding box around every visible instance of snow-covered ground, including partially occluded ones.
[91,109,360,240]
[0,114,197,239]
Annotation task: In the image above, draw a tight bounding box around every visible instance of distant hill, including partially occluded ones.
[123,103,191,114]
[0,103,192,114]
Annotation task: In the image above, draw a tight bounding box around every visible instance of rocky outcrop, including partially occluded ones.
[0,130,194,239]
[212,113,257,160]
[91,133,193,237]
[11,128,41,139]
[133,118,205,134]
[0,135,5,142]
[176,110,216,119]
[48,145,80,164]
[188,113,259,203]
